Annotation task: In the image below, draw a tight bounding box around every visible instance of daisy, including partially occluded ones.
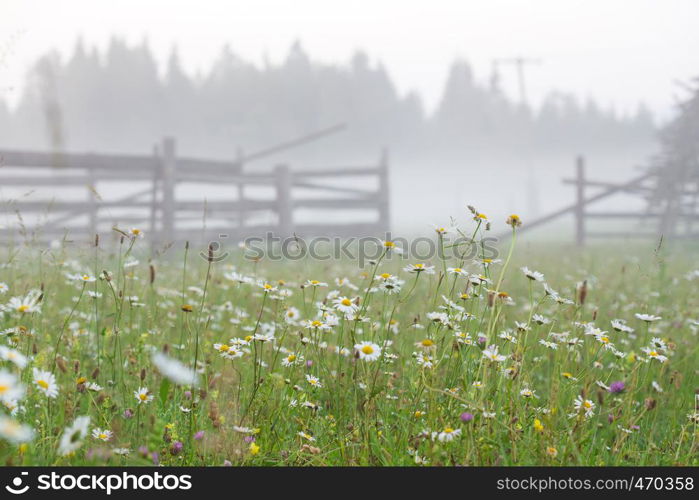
[304,279,328,288]
[414,352,435,369]
[611,319,634,333]
[284,307,300,322]
[435,427,461,442]
[91,428,113,442]
[0,283,7,294]
[305,374,322,388]
[381,240,403,254]
[520,388,538,399]
[333,296,358,315]
[298,431,315,442]
[482,345,507,363]
[0,370,24,403]
[134,387,153,405]
[447,267,468,276]
[152,352,199,386]
[521,267,544,282]
[58,415,91,456]
[403,263,435,274]
[0,415,33,444]
[641,347,668,363]
[573,396,595,418]
[354,341,381,362]
[281,353,302,367]
[129,228,144,238]
[635,313,661,323]
[6,291,41,314]
[33,369,58,398]
[0,346,28,369]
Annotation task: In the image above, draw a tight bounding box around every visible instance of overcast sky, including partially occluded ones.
[1,0,697,122]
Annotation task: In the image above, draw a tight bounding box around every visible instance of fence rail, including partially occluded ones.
[0,136,390,245]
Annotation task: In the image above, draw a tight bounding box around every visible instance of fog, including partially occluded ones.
[0,0,696,240]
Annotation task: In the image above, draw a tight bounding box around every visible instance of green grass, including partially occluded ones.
[0,221,696,466]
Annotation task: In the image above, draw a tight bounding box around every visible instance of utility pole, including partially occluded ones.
[493,56,541,107]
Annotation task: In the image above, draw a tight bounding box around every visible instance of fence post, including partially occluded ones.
[275,164,293,237]
[378,148,390,236]
[161,137,176,243]
[575,155,585,247]
[87,167,97,238]
[236,147,246,235]
[149,143,160,252]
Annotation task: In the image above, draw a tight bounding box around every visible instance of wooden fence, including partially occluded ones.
[0,137,390,245]
[496,156,683,244]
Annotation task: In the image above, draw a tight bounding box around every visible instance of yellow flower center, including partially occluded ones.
[383,241,395,248]
[17,305,29,313]
[444,427,454,433]
[310,280,319,285]
[139,393,147,401]
[649,350,658,357]
[421,339,434,347]
[453,268,462,273]
[37,380,48,389]
[219,344,230,352]
[311,320,322,327]
[287,355,296,362]
[99,433,107,440]
[0,384,8,394]
[341,298,352,306]
[361,345,374,355]
[583,401,592,409]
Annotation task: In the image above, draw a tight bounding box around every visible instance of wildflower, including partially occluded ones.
[6,291,41,314]
[435,427,461,442]
[651,381,663,393]
[129,228,144,239]
[520,388,538,399]
[0,283,7,294]
[333,296,358,314]
[521,267,544,282]
[608,381,625,394]
[134,387,153,405]
[573,396,595,418]
[33,369,58,398]
[506,214,522,227]
[381,240,403,254]
[171,441,184,455]
[58,416,91,456]
[482,345,507,363]
[0,370,24,403]
[281,353,302,367]
[304,279,328,288]
[414,352,435,369]
[539,339,558,350]
[249,442,260,455]
[0,415,33,444]
[91,428,113,442]
[546,446,558,458]
[181,304,194,313]
[460,412,474,423]
[152,352,199,386]
[354,341,382,362]
[611,319,634,333]
[404,263,435,274]
[194,431,205,441]
[305,374,322,388]
[298,431,315,442]
[641,347,667,363]
[635,313,662,323]
[533,419,544,432]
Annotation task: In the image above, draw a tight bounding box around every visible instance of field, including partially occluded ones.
[0,214,697,466]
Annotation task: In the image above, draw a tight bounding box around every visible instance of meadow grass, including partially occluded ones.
[0,218,697,466]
